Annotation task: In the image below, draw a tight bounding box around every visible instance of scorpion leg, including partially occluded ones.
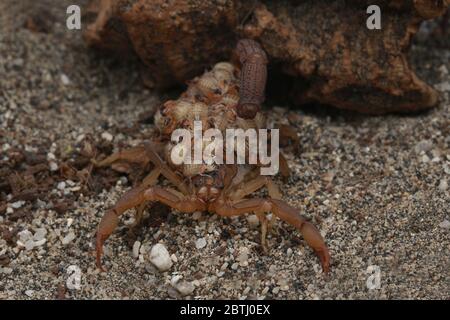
[270,199,330,273]
[96,182,205,270]
[127,168,161,238]
[94,145,152,168]
[94,143,189,194]
[96,184,149,271]
[279,153,290,178]
[214,197,330,272]
[227,175,282,250]
[228,175,272,252]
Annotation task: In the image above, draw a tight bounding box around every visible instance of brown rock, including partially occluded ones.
[84,0,448,114]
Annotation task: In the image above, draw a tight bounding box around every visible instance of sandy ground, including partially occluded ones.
[0,1,449,299]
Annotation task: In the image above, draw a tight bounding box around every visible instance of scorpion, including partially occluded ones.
[94,39,331,273]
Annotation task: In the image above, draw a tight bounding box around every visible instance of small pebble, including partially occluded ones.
[57,182,66,191]
[11,201,25,209]
[192,211,202,220]
[246,215,260,228]
[33,228,47,241]
[175,281,195,297]
[18,230,33,243]
[61,74,70,85]
[34,239,46,247]
[171,275,183,286]
[236,248,249,266]
[415,140,433,153]
[439,220,450,229]
[195,238,207,249]
[421,154,430,163]
[149,243,173,271]
[24,290,34,297]
[438,179,448,191]
[132,241,141,258]
[101,132,113,142]
[24,240,35,251]
[49,162,58,171]
[61,232,76,245]
[1,267,13,274]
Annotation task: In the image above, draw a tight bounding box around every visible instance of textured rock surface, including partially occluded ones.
[84,0,448,113]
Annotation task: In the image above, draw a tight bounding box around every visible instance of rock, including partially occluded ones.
[149,243,173,271]
[47,152,56,161]
[24,240,35,251]
[57,182,66,191]
[170,275,195,296]
[49,162,58,171]
[101,132,114,142]
[66,180,75,187]
[24,290,34,297]
[171,275,183,286]
[11,201,25,209]
[167,286,181,299]
[438,179,448,192]
[439,220,450,229]
[415,140,433,153]
[18,230,33,243]
[1,267,13,274]
[34,239,46,247]
[246,215,260,228]
[61,232,76,245]
[60,74,70,85]
[84,0,446,114]
[174,280,195,296]
[195,238,207,249]
[236,247,249,266]
[192,211,202,220]
[144,263,158,274]
[132,241,141,258]
[33,228,47,241]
